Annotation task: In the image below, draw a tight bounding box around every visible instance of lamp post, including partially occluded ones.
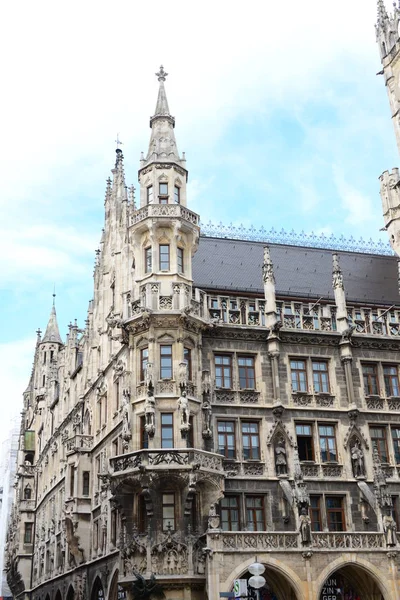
[248,562,266,600]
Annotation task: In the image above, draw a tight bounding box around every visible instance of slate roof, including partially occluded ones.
[192,236,400,305]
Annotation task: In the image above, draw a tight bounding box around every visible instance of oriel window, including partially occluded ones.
[291,359,308,392]
[238,356,255,389]
[318,424,337,462]
[140,347,149,382]
[159,244,170,270]
[384,365,400,397]
[145,247,152,273]
[174,185,180,204]
[82,471,90,496]
[242,422,260,460]
[312,361,330,393]
[177,247,184,273]
[362,363,379,395]
[215,355,232,389]
[159,182,168,203]
[24,522,33,544]
[161,413,174,448]
[160,345,173,379]
[184,347,192,380]
[147,185,153,204]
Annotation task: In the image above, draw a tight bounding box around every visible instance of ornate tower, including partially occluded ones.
[377,1,400,254]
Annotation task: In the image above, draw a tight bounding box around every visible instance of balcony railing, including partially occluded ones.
[311,532,385,549]
[110,448,224,475]
[66,434,93,455]
[130,204,200,227]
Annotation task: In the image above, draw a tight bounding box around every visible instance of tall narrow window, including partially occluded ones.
[145,247,152,273]
[162,493,175,530]
[310,496,322,531]
[184,347,192,380]
[161,413,174,448]
[326,497,345,531]
[174,185,180,204]
[114,380,120,412]
[147,186,153,204]
[177,247,184,273]
[221,496,240,531]
[69,466,75,497]
[318,424,337,462]
[24,522,33,544]
[111,509,117,546]
[392,427,400,463]
[159,182,168,203]
[290,359,308,392]
[362,363,380,395]
[159,245,170,270]
[217,421,236,458]
[160,345,173,379]
[82,471,90,496]
[312,361,330,393]
[140,348,149,382]
[242,422,260,460]
[138,494,148,533]
[245,496,265,531]
[215,355,232,389]
[384,365,400,396]
[296,423,314,461]
[238,356,255,389]
[370,426,388,462]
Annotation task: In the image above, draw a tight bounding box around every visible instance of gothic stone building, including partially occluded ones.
[7,5,400,600]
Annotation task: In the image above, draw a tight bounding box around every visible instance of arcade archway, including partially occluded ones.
[108,569,127,600]
[231,566,298,600]
[91,576,105,600]
[66,584,75,600]
[55,591,62,600]
[319,565,386,600]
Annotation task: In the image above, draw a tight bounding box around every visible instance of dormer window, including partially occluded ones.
[147,186,154,205]
[159,182,168,204]
[174,186,180,204]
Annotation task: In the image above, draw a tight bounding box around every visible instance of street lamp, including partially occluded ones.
[248,562,266,600]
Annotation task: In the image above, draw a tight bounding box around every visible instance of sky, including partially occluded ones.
[0,0,398,447]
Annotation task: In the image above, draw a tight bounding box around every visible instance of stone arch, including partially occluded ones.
[91,575,105,600]
[66,584,75,600]
[108,568,121,600]
[315,555,392,600]
[45,594,50,600]
[55,590,62,600]
[223,555,305,600]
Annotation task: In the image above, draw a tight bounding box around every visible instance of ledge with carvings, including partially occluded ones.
[300,463,344,478]
[291,391,335,408]
[110,448,224,476]
[130,203,200,228]
[365,395,400,412]
[222,459,265,477]
[213,389,260,405]
[135,381,198,399]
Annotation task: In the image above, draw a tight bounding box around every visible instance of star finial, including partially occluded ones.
[156,65,168,82]
[115,133,123,149]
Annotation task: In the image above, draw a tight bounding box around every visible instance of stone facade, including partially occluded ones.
[5,13,400,598]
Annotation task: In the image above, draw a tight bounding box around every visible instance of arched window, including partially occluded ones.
[24,485,32,500]
[83,409,92,436]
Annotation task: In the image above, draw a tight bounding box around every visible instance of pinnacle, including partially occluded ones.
[377,0,389,21]
[42,304,63,345]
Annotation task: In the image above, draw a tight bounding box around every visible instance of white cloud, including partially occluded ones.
[334,166,376,225]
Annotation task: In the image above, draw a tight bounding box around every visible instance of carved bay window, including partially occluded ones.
[146,185,153,204]
[159,244,170,271]
[159,182,168,203]
[140,347,149,382]
[144,247,152,273]
[177,247,184,274]
[184,347,192,380]
[174,185,180,204]
[24,522,33,544]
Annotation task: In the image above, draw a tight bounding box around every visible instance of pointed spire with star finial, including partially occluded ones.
[140,65,186,171]
[41,294,63,345]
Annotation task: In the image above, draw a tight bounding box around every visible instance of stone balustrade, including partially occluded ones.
[130,204,200,227]
[65,434,93,455]
[110,448,224,475]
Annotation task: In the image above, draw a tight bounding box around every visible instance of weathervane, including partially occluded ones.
[156,65,168,82]
[115,133,123,149]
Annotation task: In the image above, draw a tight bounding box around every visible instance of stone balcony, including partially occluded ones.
[130,204,200,228]
[109,448,223,476]
[207,531,388,552]
[65,434,93,455]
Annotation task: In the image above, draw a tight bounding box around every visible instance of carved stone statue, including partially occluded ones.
[383,514,397,547]
[177,391,190,428]
[299,508,312,545]
[121,389,131,442]
[144,391,156,437]
[341,323,357,342]
[350,440,365,478]
[208,503,220,530]
[275,437,287,476]
[145,362,154,390]
[64,517,85,566]
[202,398,212,438]
[178,361,188,392]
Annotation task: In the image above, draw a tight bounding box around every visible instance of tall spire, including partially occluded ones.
[42,301,63,345]
[140,66,186,171]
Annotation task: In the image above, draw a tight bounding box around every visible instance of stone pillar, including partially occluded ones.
[263,246,277,329]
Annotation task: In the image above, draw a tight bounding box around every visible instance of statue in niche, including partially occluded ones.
[202,397,212,438]
[178,361,188,392]
[383,513,397,547]
[208,503,220,529]
[144,391,156,437]
[299,508,312,545]
[145,362,154,390]
[350,440,365,478]
[177,391,190,428]
[121,389,131,441]
[275,437,287,476]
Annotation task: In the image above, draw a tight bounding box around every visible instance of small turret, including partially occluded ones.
[379,168,400,255]
[41,301,62,345]
[376,0,400,60]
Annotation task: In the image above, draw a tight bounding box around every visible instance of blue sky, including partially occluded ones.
[0,0,398,445]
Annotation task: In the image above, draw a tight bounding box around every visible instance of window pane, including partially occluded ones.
[174,186,180,204]
[159,245,170,270]
[147,186,153,204]
[159,182,168,195]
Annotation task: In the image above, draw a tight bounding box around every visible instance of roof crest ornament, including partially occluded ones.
[115,133,123,149]
[156,65,168,82]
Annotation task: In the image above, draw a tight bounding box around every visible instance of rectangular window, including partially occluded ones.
[318,424,337,462]
[162,493,175,530]
[102,394,108,425]
[384,365,400,397]
[392,427,400,463]
[242,422,260,460]
[296,423,314,461]
[140,347,149,382]
[310,496,322,531]
[160,345,173,379]
[145,247,152,273]
[24,522,33,544]
[174,185,180,204]
[312,361,330,393]
[238,356,255,389]
[70,466,75,497]
[159,182,168,198]
[215,355,232,389]
[161,413,174,448]
[82,471,90,496]
[326,497,345,532]
[245,496,265,531]
[112,438,119,456]
[147,185,153,204]
[177,247,184,273]
[140,416,149,449]
[159,244,170,270]
[221,496,240,531]
[291,359,308,392]
[217,421,236,458]
[370,426,388,462]
[184,347,192,380]
[362,363,380,395]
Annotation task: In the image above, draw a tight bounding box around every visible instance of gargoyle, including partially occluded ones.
[131,572,165,599]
